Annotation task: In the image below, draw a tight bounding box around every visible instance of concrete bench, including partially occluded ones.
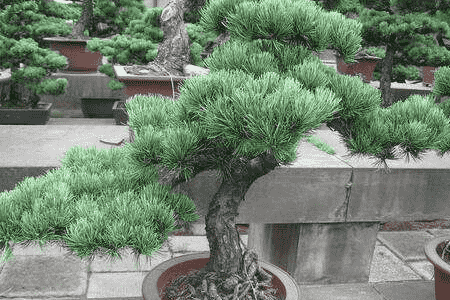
[173,129,450,285]
[3,124,450,286]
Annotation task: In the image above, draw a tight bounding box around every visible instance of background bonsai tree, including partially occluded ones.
[0,0,70,108]
[313,0,450,108]
[0,0,147,108]
[87,4,220,91]
[3,1,450,300]
[57,0,147,40]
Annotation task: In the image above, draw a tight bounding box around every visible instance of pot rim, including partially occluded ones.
[142,251,300,300]
[424,235,450,274]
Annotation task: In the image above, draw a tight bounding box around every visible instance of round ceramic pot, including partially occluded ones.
[424,236,450,300]
[142,251,300,300]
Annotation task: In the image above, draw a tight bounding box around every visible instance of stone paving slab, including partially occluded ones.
[299,283,383,300]
[372,281,435,300]
[378,231,435,261]
[369,245,421,282]
[0,254,88,298]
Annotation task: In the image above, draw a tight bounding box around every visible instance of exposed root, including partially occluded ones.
[161,247,283,300]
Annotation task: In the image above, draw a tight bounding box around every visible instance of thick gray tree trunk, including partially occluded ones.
[144,0,193,76]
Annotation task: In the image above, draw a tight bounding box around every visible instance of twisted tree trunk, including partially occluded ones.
[380,43,395,108]
[155,149,284,299]
[70,0,94,40]
[144,0,193,76]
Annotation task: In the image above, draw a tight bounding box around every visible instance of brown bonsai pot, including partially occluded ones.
[113,65,186,98]
[142,251,300,300]
[0,102,52,125]
[425,236,450,300]
[81,98,121,118]
[43,37,103,73]
[423,66,438,87]
[337,55,381,83]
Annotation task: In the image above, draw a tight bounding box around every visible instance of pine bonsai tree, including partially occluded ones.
[63,0,147,40]
[0,0,71,108]
[0,0,147,108]
[314,0,450,108]
[2,0,450,299]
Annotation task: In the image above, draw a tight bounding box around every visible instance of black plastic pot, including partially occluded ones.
[0,102,52,125]
[81,98,120,118]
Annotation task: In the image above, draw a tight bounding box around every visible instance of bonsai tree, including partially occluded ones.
[0,0,147,108]
[87,5,220,91]
[313,0,450,108]
[0,1,71,108]
[3,1,450,300]
[49,0,147,40]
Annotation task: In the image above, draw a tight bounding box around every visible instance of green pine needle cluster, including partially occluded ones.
[0,145,199,266]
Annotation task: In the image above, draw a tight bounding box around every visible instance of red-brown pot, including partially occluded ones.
[113,65,185,98]
[425,236,450,300]
[337,56,381,83]
[423,66,438,87]
[43,37,103,73]
[142,251,300,300]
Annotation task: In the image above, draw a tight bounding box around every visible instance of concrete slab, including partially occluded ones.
[378,231,434,261]
[408,260,434,280]
[47,118,117,125]
[427,228,450,237]
[87,272,147,299]
[167,235,248,254]
[372,281,435,300]
[369,245,421,283]
[88,247,172,273]
[0,255,88,298]
[0,125,130,167]
[298,283,383,300]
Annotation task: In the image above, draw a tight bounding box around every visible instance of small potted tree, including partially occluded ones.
[88,4,219,124]
[3,1,450,300]
[87,1,216,101]
[42,0,147,73]
[0,1,69,125]
[41,0,149,118]
[336,46,385,83]
[356,0,450,108]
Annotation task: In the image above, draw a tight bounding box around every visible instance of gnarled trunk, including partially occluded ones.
[145,0,192,76]
[71,0,94,39]
[380,44,395,108]
[203,153,280,275]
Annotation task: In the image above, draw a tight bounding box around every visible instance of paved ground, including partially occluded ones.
[1,225,449,300]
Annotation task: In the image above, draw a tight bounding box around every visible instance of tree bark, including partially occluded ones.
[71,0,94,39]
[380,44,395,108]
[144,0,192,76]
[203,152,280,275]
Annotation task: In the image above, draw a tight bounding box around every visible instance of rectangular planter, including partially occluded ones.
[112,100,128,125]
[113,65,187,98]
[81,98,121,118]
[0,102,52,125]
[43,37,103,73]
